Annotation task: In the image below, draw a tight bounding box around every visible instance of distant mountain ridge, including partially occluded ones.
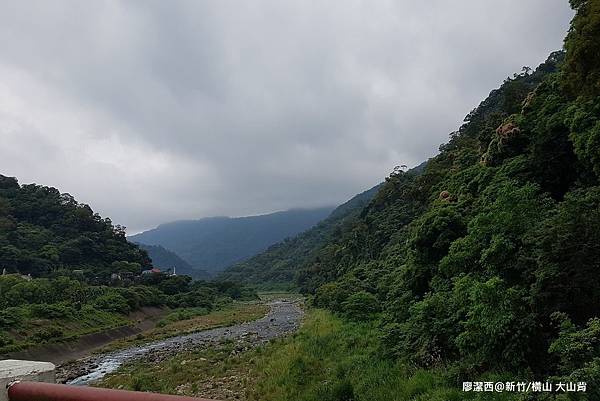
[129,207,334,275]
[219,182,384,285]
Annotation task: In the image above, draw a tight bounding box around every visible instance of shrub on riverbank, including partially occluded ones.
[0,272,258,353]
[249,309,518,401]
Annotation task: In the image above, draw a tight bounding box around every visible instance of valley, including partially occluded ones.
[58,299,302,386]
[1,1,598,400]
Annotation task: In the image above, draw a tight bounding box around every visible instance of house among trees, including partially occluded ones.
[141,267,162,275]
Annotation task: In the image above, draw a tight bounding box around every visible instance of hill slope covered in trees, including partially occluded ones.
[220,163,430,286]
[129,207,334,275]
[0,175,151,279]
[0,176,256,353]
[294,0,600,393]
[220,1,600,396]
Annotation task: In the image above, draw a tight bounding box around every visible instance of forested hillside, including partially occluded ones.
[130,207,334,275]
[255,0,600,395]
[136,244,211,280]
[0,175,150,279]
[0,176,256,353]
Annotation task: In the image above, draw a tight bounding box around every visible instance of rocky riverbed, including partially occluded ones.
[57,300,303,385]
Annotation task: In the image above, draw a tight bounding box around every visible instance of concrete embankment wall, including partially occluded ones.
[1,306,166,365]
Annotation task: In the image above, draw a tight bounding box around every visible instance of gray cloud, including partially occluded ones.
[0,0,573,232]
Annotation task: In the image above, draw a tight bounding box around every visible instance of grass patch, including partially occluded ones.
[246,310,525,401]
[257,291,304,302]
[156,307,211,327]
[0,305,129,353]
[247,309,521,401]
[97,301,269,353]
[100,340,257,399]
[148,302,268,339]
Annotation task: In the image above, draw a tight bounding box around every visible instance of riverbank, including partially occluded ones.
[98,300,304,400]
[90,302,270,355]
[1,306,167,365]
[97,308,519,401]
[232,309,520,401]
[57,300,301,385]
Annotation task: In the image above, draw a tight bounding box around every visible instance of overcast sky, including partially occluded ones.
[0,1,573,233]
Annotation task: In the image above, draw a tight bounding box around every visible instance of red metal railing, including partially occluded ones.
[8,381,219,401]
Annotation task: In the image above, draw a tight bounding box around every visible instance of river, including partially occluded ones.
[59,300,303,385]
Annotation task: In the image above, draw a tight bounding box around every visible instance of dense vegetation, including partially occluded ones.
[220,183,384,285]
[0,175,151,279]
[229,1,600,397]
[249,310,495,401]
[130,207,334,275]
[0,176,256,352]
[136,243,211,280]
[0,268,256,353]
